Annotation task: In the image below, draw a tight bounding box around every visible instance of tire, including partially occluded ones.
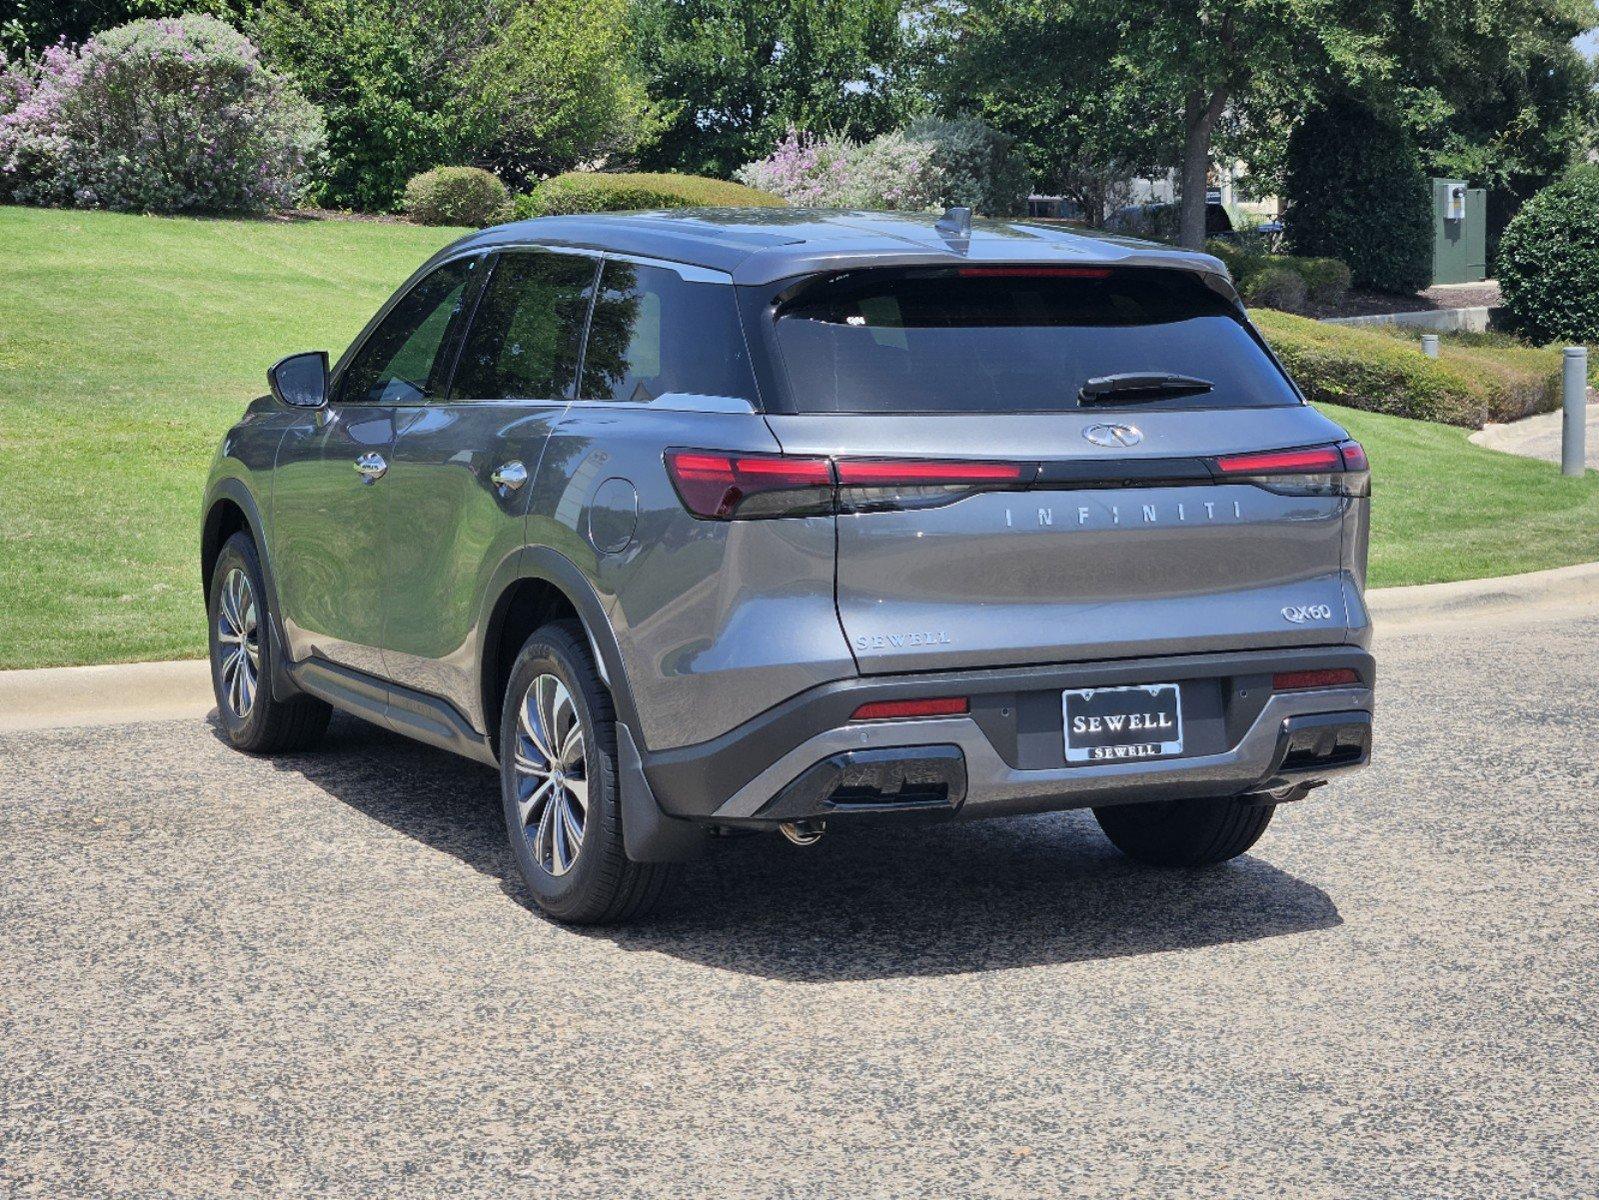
[498,620,678,924]
[208,531,331,754]
[1093,795,1275,867]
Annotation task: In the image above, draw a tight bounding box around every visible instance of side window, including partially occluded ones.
[451,251,597,400]
[337,257,476,405]
[580,261,757,403]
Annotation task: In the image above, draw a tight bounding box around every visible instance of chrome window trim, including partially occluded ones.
[597,252,733,286]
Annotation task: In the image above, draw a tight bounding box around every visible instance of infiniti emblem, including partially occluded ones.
[1083,423,1143,448]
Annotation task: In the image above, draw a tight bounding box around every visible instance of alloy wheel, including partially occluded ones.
[216,567,260,719]
[512,673,589,876]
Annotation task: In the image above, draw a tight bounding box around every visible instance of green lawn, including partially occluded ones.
[0,207,465,669]
[2,205,1596,670]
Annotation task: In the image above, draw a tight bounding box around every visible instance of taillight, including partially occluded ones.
[851,697,969,720]
[664,450,834,520]
[1273,668,1361,691]
[666,451,1037,519]
[1213,442,1368,497]
[835,458,1036,513]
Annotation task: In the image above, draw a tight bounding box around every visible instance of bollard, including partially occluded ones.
[1563,346,1587,476]
[1420,334,1440,358]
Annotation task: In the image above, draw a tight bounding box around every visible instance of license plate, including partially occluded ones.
[1063,683,1183,763]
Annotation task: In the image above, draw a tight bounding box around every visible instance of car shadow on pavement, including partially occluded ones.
[252,714,1343,983]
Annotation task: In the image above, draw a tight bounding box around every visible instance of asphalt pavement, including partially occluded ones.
[2,602,1596,1198]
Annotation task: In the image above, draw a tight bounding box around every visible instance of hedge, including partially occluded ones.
[516,171,786,217]
[1253,310,1566,428]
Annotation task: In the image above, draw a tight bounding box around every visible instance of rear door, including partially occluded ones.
[756,265,1365,674]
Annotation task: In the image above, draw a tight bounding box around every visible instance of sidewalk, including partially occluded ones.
[1471,397,1598,471]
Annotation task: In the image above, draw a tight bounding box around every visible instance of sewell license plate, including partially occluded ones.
[1063,683,1183,763]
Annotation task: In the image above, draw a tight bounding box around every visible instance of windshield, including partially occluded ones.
[770,266,1299,414]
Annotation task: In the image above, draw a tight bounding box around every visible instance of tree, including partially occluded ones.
[629,0,910,179]
[920,3,1172,224]
[1282,95,1434,293]
[926,0,1396,247]
[256,0,651,210]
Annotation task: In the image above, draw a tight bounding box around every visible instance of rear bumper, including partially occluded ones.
[641,645,1373,825]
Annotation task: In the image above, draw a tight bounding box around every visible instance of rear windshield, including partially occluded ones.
[771,267,1298,414]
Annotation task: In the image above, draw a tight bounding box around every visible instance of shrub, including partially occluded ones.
[734,130,857,206]
[904,117,1030,216]
[1208,241,1351,312]
[1244,268,1307,312]
[0,16,323,213]
[403,166,511,226]
[836,130,943,210]
[736,124,1026,213]
[1253,309,1564,427]
[1283,95,1433,294]
[1496,165,1599,344]
[1298,257,1352,305]
[516,171,786,217]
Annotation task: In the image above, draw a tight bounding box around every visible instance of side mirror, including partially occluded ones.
[268,351,329,409]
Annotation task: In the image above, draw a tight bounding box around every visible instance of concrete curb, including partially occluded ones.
[0,659,213,733]
[1365,560,1599,627]
[3,562,1596,731]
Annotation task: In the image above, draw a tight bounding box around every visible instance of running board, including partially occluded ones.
[287,657,497,767]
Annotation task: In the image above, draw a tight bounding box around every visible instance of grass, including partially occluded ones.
[0,206,466,670]
[1,205,1596,670]
[1322,403,1599,587]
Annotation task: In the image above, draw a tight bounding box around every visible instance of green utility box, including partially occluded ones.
[1431,178,1487,285]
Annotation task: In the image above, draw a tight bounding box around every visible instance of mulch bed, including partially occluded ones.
[1299,281,1503,320]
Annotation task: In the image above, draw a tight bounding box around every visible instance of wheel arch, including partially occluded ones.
[479,548,641,760]
[202,479,303,702]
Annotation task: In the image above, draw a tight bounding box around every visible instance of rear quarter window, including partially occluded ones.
[769,266,1298,414]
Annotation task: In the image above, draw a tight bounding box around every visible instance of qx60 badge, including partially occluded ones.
[1282,603,1335,623]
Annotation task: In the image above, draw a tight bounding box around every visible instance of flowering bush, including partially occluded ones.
[736,119,1027,214]
[735,129,856,206]
[0,16,324,213]
[837,131,942,210]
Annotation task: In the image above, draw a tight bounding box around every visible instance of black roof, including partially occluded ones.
[436,207,1229,287]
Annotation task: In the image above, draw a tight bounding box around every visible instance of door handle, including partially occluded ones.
[491,460,528,492]
[354,451,388,483]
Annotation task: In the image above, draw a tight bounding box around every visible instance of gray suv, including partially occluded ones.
[202,208,1374,923]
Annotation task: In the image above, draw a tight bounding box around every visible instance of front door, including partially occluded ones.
[272,255,478,676]
[381,248,600,727]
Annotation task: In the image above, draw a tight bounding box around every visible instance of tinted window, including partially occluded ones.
[773,267,1298,414]
[451,251,596,400]
[580,261,757,402]
[338,258,476,404]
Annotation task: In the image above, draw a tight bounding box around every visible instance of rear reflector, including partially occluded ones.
[1273,669,1360,691]
[851,697,970,721]
[1215,446,1343,475]
[835,459,1032,485]
[665,449,834,520]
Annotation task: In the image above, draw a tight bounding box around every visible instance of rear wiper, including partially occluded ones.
[1078,373,1214,405]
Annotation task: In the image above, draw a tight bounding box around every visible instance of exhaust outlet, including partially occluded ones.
[779,820,826,846]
